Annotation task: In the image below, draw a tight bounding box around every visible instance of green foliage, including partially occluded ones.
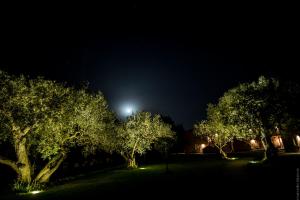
[194,76,300,158]
[34,88,115,160]
[194,104,242,153]
[195,77,279,142]
[115,112,175,166]
[218,76,300,137]
[0,70,116,184]
[0,70,115,159]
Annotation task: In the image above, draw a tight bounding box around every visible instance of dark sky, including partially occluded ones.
[0,3,298,129]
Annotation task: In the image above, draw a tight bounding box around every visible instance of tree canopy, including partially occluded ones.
[194,76,300,159]
[0,70,115,184]
[115,112,175,168]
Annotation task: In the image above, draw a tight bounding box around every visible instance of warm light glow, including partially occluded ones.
[207,137,211,142]
[215,134,218,137]
[272,136,281,148]
[30,190,42,194]
[250,139,256,144]
[139,167,146,170]
[296,135,300,147]
[201,144,206,149]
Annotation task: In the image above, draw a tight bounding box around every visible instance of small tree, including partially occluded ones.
[194,104,244,159]
[116,112,175,168]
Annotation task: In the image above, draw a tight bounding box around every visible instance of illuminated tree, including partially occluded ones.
[33,88,115,183]
[0,71,115,184]
[194,104,246,159]
[116,112,175,168]
[195,76,300,160]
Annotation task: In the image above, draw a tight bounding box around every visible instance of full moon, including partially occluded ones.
[125,107,133,115]
[120,103,137,117]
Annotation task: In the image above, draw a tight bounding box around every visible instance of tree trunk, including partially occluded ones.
[34,153,67,183]
[292,135,300,152]
[265,134,278,159]
[260,138,268,161]
[230,140,235,153]
[127,156,137,168]
[281,134,299,152]
[261,133,278,161]
[15,137,32,183]
[219,148,229,159]
[126,141,138,169]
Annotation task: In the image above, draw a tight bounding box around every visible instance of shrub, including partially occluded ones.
[12,180,46,193]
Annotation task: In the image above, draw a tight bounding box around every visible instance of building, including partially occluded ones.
[182,129,300,154]
[183,130,208,154]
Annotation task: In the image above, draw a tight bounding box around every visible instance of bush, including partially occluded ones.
[12,180,46,193]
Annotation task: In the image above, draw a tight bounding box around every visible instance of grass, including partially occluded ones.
[12,181,46,194]
[0,153,299,200]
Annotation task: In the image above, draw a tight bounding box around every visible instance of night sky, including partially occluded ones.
[0,3,298,128]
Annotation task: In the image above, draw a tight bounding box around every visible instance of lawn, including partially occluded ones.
[0,153,298,200]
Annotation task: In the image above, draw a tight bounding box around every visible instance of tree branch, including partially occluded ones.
[131,139,139,159]
[0,155,20,174]
[47,154,66,175]
[34,152,67,182]
[61,131,80,145]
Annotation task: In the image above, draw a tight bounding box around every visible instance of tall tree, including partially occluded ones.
[0,71,115,184]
